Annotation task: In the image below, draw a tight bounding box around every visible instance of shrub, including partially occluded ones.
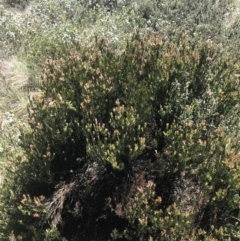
[1,30,240,240]
[1,0,234,68]
[1,0,240,240]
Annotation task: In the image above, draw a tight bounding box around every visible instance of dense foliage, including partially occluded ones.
[1,0,240,240]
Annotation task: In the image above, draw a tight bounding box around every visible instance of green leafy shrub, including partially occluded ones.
[1,0,240,240]
[1,30,240,240]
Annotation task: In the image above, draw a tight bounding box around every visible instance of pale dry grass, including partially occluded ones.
[0,56,29,118]
[0,57,30,184]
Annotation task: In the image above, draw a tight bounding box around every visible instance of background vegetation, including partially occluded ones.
[0,0,240,240]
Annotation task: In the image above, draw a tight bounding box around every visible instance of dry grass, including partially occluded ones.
[0,56,30,118]
[0,56,29,158]
[0,56,30,184]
